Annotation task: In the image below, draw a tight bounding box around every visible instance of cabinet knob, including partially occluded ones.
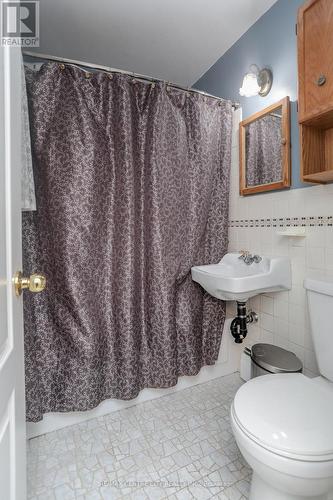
[317,75,326,86]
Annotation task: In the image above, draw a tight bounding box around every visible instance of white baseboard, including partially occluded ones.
[27,318,242,439]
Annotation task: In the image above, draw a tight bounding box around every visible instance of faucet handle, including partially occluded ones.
[253,255,262,263]
[238,250,249,259]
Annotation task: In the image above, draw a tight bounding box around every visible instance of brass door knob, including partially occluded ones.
[13,271,46,297]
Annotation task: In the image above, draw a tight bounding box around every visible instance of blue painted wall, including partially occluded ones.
[194,0,306,189]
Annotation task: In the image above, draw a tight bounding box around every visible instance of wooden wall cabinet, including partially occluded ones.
[298,0,333,183]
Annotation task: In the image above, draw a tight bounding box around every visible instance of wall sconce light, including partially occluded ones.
[239,64,273,97]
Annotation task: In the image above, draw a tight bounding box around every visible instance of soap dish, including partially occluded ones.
[276,227,306,237]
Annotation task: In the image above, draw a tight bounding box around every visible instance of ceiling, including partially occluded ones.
[34,0,278,86]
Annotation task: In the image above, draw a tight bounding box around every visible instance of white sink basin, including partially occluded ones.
[191,253,291,302]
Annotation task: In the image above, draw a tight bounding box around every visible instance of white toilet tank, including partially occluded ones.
[304,277,333,381]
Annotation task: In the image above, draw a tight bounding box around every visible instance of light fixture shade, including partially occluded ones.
[239,72,261,97]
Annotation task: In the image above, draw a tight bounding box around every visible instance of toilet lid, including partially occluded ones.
[233,373,333,460]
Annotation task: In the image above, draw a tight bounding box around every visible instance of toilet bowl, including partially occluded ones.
[231,373,333,500]
[231,277,333,500]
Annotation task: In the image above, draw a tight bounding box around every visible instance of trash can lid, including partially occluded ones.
[251,343,303,374]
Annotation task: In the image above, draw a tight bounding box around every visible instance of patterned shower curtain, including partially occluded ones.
[23,63,232,422]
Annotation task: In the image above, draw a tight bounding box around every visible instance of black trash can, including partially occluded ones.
[251,343,303,378]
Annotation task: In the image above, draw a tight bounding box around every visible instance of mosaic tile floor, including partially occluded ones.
[28,373,252,500]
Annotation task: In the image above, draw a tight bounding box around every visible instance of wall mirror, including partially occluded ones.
[239,96,291,195]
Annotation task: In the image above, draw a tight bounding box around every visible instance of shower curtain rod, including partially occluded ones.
[22,50,240,109]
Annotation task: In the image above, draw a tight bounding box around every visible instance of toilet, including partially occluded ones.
[231,277,333,500]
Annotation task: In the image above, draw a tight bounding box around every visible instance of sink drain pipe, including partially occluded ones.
[230,302,258,343]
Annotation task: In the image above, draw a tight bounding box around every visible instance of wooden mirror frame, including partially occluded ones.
[239,96,291,196]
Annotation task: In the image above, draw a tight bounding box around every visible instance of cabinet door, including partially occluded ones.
[298,0,333,123]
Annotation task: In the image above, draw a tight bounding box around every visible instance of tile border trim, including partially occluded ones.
[229,216,333,228]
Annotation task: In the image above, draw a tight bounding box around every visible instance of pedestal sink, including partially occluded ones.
[191,253,291,302]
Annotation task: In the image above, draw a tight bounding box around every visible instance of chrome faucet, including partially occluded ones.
[238,250,262,265]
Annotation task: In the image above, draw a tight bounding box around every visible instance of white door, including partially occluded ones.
[0,46,26,500]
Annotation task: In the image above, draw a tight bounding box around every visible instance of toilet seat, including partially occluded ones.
[233,373,333,462]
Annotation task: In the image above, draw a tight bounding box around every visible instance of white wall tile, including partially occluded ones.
[261,330,274,344]
[289,303,306,326]
[261,296,274,315]
[289,323,305,347]
[288,189,306,217]
[306,227,326,248]
[249,295,260,312]
[326,227,333,249]
[273,335,290,351]
[291,259,305,285]
[274,298,288,319]
[272,234,289,257]
[226,112,333,378]
[272,198,290,218]
[274,318,289,339]
[260,312,274,332]
[306,247,325,270]
[288,285,306,307]
[325,248,333,270]
[228,162,333,377]
[289,245,306,262]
